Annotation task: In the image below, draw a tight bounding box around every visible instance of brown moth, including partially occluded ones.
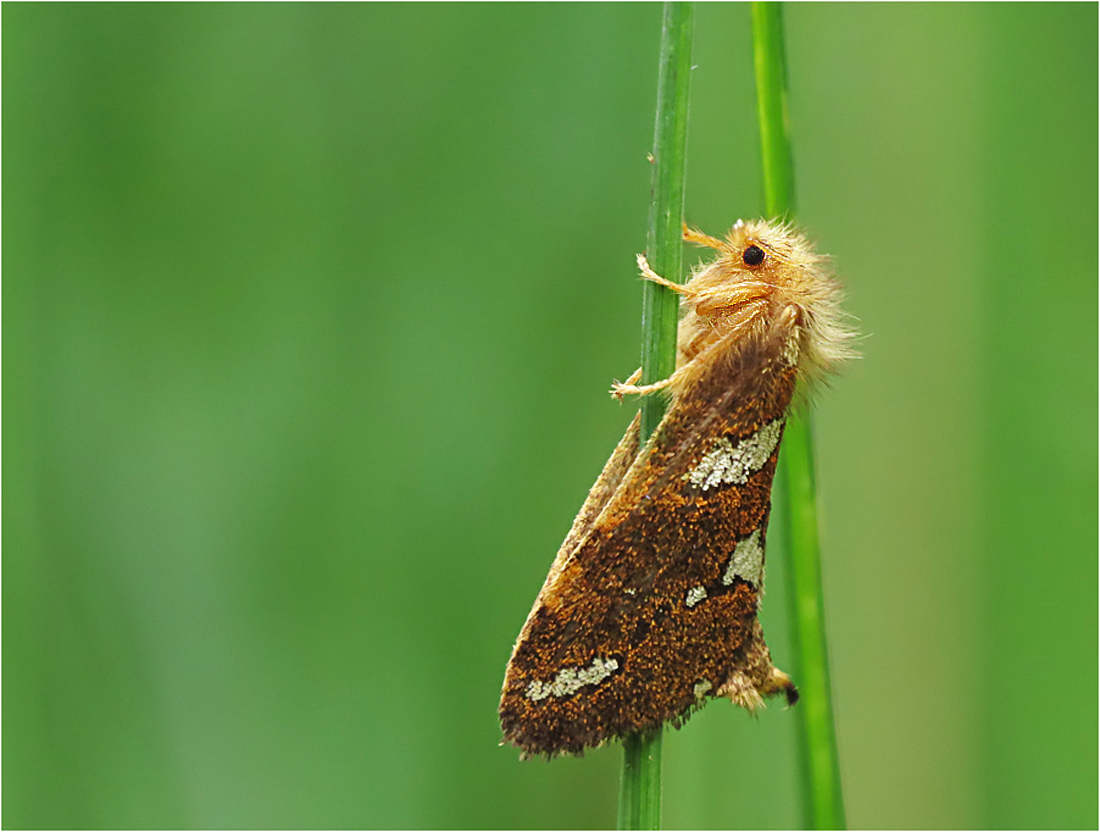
[499,219,855,758]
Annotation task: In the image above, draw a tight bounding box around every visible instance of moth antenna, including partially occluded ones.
[682,223,727,251]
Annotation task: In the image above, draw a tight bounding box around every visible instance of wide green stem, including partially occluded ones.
[617,3,693,830]
[750,3,846,829]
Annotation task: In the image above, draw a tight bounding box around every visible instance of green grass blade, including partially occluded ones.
[617,3,693,830]
[638,1,695,442]
[618,730,664,831]
[780,412,846,830]
[750,3,847,829]
[751,2,796,220]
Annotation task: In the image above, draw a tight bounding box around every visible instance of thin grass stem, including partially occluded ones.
[750,3,847,829]
[617,3,693,830]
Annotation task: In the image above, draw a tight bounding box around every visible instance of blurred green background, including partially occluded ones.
[4,3,1096,829]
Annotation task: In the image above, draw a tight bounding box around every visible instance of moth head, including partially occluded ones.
[683,219,857,385]
[722,219,826,298]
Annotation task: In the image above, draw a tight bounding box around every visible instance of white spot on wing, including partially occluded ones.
[686,420,784,491]
[693,679,713,698]
[685,585,707,607]
[525,657,619,701]
[722,528,764,588]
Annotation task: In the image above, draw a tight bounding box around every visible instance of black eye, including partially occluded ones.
[743,245,765,266]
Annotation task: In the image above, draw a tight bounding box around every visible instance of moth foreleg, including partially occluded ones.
[613,367,642,389]
[610,365,657,400]
[636,254,695,297]
[610,365,690,400]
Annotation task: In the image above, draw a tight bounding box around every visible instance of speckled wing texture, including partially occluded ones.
[499,333,797,758]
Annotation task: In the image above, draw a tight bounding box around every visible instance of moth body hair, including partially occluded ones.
[617,219,856,402]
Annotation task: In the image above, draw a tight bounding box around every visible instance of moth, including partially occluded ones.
[499,219,854,758]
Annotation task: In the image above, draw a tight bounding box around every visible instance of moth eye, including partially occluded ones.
[743,245,765,266]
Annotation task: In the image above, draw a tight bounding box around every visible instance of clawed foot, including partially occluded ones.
[610,380,640,401]
[610,368,643,401]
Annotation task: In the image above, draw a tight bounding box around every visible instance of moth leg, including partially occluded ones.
[614,367,642,388]
[719,666,798,712]
[692,284,772,317]
[636,254,696,296]
[611,377,672,400]
[717,672,765,713]
[681,223,727,251]
[611,364,693,400]
[609,369,644,401]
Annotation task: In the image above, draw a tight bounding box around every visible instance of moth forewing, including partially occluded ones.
[526,413,641,611]
[499,219,854,758]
